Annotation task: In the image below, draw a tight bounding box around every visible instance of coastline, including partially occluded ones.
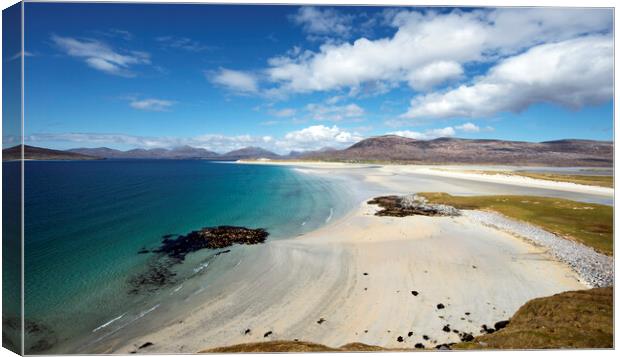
[86,161,611,353]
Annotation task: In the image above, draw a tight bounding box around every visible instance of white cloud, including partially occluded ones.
[210,68,259,93]
[264,8,610,96]
[455,122,480,133]
[130,98,175,111]
[156,36,209,52]
[407,61,463,90]
[291,7,353,39]
[51,35,150,76]
[390,126,456,140]
[279,125,362,151]
[404,35,613,119]
[306,103,364,122]
[269,108,296,117]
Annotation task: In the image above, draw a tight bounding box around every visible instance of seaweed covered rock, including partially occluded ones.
[155,226,269,261]
[368,194,460,217]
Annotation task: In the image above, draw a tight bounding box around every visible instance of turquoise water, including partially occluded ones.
[23,160,351,353]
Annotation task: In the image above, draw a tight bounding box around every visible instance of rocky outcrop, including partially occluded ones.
[368,194,460,217]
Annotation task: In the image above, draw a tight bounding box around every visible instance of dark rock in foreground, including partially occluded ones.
[368,195,460,217]
[155,226,269,261]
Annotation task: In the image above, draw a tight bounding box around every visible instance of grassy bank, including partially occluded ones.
[418,193,613,255]
[466,170,613,188]
[454,287,613,349]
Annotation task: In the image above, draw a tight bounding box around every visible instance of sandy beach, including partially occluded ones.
[91,162,610,353]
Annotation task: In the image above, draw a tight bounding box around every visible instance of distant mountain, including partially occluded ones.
[220,147,280,160]
[69,146,220,159]
[303,136,613,166]
[3,145,102,161]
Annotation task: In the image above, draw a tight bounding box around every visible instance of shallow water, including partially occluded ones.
[22,160,353,353]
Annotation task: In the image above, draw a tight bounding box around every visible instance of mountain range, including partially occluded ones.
[2,136,613,166]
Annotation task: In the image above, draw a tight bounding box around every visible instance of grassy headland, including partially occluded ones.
[453,287,613,349]
[418,193,613,255]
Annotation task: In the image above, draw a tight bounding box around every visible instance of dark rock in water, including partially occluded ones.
[442,325,451,333]
[22,319,57,353]
[411,290,419,296]
[494,320,510,331]
[137,248,150,254]
[397,336,404,343]
[436,303,445,309]
[155,226,268,262]
[244,329,251,335]
[264,331,273,338]
[368,195,460,217]
[459,332,474,342]
[415,343,425,349]
[138,342,154,349]
[317,318,326,324]
[162,234,177,239]
[408,331,414,337]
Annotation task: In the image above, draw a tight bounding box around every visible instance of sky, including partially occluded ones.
[10,3,615,153]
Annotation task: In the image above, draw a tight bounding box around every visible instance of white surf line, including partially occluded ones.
[325,207,334,223]
[92,313,126,333]
[91,304,161,343]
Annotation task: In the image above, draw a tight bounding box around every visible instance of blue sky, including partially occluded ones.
[14,3,614,153]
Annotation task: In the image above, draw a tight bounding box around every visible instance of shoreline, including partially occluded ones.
[85,161,611,353]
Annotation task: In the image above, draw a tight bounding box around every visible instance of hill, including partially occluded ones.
[3,145,101,161]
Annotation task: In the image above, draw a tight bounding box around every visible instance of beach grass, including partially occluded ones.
[202,341,392,352]
[418,193,613,255]
[468,170,613,188]
[453,287,613,349]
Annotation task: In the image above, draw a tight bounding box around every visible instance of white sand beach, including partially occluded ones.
[91,162,610,353]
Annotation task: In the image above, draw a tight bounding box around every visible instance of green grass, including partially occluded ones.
[467,170,613,188]
[453,287,613,349]
[419,193,613,256]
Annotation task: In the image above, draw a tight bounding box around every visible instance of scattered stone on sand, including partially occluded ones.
[364,330,368,333]
[480,325,495,334]
[397,336,404,343]
[363,272,369,276]
[138,342,153,349]
[408,331,414,337]
[442,325,451,333]
[436,344,452,350]
[368,194,460,217]
[436,303,445,309]
[415,343,425,349]
[459,332,474,342]
[244,329,251,335]
[464,312,470,315]
[317,318,326,324]
[422,335,429,340]
[494,320,510,331]
[411,290,419,296]
[263,331,273,338]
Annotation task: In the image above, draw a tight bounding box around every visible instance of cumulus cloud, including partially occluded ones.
[404,35,613,119]
[306,102,364,122]
[455,122,480,133]
[264,8,610,96]
[390,126,456,140]
[290,7,353,39]
[209,68,259,93]
[279,125,362,151]
[51,35,150,76]
[130,98,176,111]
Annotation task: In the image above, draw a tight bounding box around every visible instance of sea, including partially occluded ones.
[18,160,353,353]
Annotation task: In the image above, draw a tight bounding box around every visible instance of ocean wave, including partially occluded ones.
[193,261,209,274]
